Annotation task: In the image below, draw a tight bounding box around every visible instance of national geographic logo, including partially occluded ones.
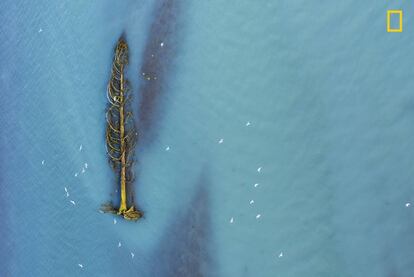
[387,10,403,32]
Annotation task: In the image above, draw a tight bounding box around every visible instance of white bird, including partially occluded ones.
[38,28,43,33]
[218,138,224,144]
[81,168,85,174]
[257,167,262,173]
[74,173,78,177]
[406,203,411,207]
[256,214,261,219]
[254,183,259,188]
[118,241,122,248]
[70,200,76,206]
[41,160,45,165]
[113,218,117,224]
[131,252,135,259]
[78,264,83,268]
[246,121,251,126]
[165,146,170,151]
[229,217,234,224]
[64,187,69,197]
[278,252,283,258]
[79,144,83,151]
[84,163,88,169]
[249,200,254,205]
[160,42,164,47]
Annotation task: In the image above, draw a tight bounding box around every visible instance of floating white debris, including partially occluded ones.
[406,202,411,207]
[218,138,224,144]
[74,173,78,177]
[246,121,251,126]
[257,167,262,173]
[41,160,45,165]
[118,241,122,248]
[78,264,84,268]
[64,187,69,198]
[79,144,83,151]
[229,217,234,224]
[256,214,261,219]
[249,200,255,205]
[70,200,76,206]
[278,252,283,258]
[113,218,117,224]
[254,183,259,188]
[38,28,42,33]
[160,42,164,47]
[165,146,170,151]
[84,163,88,169]
[131,252,135,259]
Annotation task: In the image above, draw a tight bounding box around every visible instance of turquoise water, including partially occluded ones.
[1,0,414,276]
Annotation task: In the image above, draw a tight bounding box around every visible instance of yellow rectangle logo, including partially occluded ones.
[387,10,403,32]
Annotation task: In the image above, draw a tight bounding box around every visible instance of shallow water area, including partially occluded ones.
[1,0,414,276]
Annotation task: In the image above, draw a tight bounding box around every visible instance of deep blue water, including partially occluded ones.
[1,0,414,276]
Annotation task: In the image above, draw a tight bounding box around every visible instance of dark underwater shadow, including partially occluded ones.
[128,2,215,275]
[148,168,214,276]
[136,0,183,147]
